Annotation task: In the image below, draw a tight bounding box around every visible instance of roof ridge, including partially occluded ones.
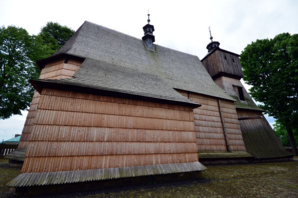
[76,21,200,58]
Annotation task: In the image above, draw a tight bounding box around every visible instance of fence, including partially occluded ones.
[0,144,18,158]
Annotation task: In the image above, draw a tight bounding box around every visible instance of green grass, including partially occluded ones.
[1,158,297,198]
[0,159,21,198]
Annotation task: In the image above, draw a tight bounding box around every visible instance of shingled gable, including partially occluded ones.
[38,21,234,102]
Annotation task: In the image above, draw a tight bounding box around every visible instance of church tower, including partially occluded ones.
[201,29,290,159]
[201,28,246,103]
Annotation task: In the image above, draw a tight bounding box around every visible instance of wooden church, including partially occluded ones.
[8,17,291,188]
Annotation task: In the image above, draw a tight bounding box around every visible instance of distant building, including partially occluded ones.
[4,135,21,145]
[0,135,21,158]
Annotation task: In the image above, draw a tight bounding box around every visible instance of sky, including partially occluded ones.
[0,0,297,141]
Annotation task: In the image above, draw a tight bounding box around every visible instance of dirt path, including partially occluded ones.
[1,158,297,197]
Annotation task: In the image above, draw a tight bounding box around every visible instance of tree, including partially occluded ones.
[38,22,74,54]
[273,120,298,147]
[240,33,298,155]
[0,26,39,119]
[0,23,74,119]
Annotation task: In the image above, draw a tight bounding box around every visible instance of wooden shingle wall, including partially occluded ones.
[15,59,83,157]
[202,52,221,78]
[17,91,40,150]
[237,109,263,118]
[39,59,82,79]
[216,50,243,78]
[190,94,227,151]
[219,100,245,151]
[21,89,198,173]
[214,76,242,96]
[177,90,245,151]
[202,50,243,79]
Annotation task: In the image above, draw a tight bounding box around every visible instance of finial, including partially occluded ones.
[142,10,155,50]
[209,26,213,42]
[206,27,220,52]
[147,10,150,24]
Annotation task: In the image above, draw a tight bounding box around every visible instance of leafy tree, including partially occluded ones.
[38,22,74,54]
[0,23,74,119]
[0,26,39,119]
[273,121,298,147]
[241,33,298,155]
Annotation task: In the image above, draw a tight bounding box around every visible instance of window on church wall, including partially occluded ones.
[233,85,245,101]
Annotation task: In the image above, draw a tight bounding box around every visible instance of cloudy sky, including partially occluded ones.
[0,0,297,141]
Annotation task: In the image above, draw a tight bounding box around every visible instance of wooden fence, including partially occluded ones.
[0,144,18,158]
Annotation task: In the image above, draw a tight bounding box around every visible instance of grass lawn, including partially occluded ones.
[1,158,297,197]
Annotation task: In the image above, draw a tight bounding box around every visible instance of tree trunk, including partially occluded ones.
[286,126,298,156]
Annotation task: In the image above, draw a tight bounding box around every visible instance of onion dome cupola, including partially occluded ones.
[142,13,155,49]
[206,27,220,52]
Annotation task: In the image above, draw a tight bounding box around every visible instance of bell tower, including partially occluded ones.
[201,28,245,102]
[201,29,290,160]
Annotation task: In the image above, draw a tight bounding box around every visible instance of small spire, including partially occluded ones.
[142,11,155,50]
[206,27,220,52]
[147,10,150,24]
[209,27,213,42]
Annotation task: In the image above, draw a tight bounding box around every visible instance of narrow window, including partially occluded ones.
[232,58,235,62]
[237,87,245,101]
[224,55,227,60]
[233,86,245,101]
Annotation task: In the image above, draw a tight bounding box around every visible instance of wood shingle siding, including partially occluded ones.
[22,154,198,173]
[202,49,243,79]
[20,89,200,176]
[29,127,195,143]
[191,94,226,151]
[237,109,263,118]
[177,90,245,152]
[213,76,263,112]
[9,58,83,162]
[38,95,193,121]
[12,91,40,155]
[218,99,245,151]
[39,59,82,79]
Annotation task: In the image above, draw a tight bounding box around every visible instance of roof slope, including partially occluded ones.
[34,58,197,106]
[4,136,21,144]
[239,118,292,158]
[50,21,233,101]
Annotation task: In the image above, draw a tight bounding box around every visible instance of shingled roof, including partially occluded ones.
[33,59,199,106]
[39,21,234,102]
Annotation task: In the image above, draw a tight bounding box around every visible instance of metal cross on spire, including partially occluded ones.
[147,10,150,24]
[209,26,213,42]
[206,26,220,52]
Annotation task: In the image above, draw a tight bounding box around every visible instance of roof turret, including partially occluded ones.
[206,27,220,52]
[142,13,155,49]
